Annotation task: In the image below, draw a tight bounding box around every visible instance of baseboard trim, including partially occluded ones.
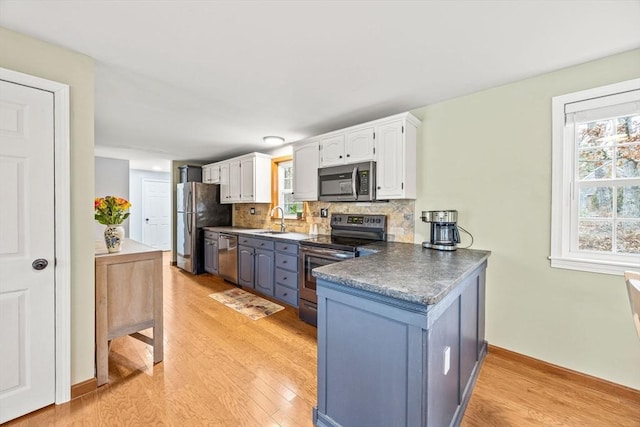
[70,377,97,399]
[488,344,640,400]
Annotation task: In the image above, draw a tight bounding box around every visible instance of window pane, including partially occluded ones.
[617,221,640,254]
[579,186,613,218]
[578,148,612,180]
[617,185,640,218]
[616,143,640,178]
[577,120,614,148]
[578,220,612,252]
[615,115,640,145]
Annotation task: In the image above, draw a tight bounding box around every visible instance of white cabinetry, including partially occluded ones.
[345,127,375,163]
[219,153,271,204]
[293,139,319,201]
[292,112,420,201]
[374,115,419,200]
[219,162,230,202]
[319,135,345,167]
[202,163,220,184]
[319,128,375,167]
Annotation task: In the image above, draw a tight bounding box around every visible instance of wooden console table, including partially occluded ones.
[95,239,163,386]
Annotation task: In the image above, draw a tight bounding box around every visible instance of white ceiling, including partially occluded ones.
[2,0,639,167]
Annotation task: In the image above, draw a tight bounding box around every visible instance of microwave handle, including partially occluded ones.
[352,166,358,200]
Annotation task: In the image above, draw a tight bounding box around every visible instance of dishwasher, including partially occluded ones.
[218,233,238,284]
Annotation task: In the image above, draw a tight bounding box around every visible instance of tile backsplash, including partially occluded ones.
[233,200,415,242]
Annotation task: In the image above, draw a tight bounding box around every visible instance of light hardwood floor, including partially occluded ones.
[6,254,640,426]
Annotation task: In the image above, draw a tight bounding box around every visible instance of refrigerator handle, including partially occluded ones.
[187,212,192,234]
[186,185,193,213]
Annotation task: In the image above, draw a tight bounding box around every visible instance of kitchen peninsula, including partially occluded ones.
[312,243,490,427]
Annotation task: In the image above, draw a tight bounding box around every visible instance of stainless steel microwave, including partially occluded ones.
[318,161,376,202]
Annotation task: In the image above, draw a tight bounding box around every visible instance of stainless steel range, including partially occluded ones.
[299,213,387,326]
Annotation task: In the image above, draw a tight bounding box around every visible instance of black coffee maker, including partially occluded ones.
[421,210,461,251]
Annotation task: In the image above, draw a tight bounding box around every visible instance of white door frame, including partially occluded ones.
[0,67,71,404]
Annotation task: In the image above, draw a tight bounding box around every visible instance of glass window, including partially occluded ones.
[551,80,640,275]
[277,160,302,218]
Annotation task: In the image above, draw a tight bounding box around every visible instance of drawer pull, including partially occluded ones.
[282,260,287,264]
[283,292,288,297]
[283,277,287,280]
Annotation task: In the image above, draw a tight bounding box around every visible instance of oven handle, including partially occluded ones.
[300,246,355,259]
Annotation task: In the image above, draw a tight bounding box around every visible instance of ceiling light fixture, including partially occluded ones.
[263,136,285,144]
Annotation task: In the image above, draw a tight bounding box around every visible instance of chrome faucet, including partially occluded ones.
[271,206,286,232]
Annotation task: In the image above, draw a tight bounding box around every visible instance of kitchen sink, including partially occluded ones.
[255,230,289,235]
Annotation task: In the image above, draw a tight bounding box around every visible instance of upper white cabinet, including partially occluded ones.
[202,163,220,184]
[292,112,420,201]
[319,128,375,167]
[293,139,320,201]
[345,127,375,163]
[219,153,271,204]
[375,116,419,200]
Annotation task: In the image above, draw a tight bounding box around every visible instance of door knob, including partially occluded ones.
[32,258,48,270]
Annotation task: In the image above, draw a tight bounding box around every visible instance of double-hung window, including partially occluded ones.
[273,158,303,219]
[551,79,640,275]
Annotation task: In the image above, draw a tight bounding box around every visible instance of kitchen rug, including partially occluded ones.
[209,288,284,320]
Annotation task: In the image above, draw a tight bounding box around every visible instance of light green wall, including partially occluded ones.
[412,49,640,389]
[0,27,95,384]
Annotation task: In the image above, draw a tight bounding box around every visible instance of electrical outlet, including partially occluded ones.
[250,208,256,215]
[320,208,328,218]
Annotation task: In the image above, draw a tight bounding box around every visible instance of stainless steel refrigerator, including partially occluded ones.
[176,182,231,274]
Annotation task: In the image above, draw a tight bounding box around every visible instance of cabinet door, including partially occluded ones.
[211,240,219,274]
[375,121,405,199]
[202,166,212,183]
[320,134,346,167]
[345,127,374,163]
[238,245,254,287]
[254,249,274,296]
[204,238,214,273]
[293,141,319,201]
[209,164,220,184]
[229,160,242,202]
[219,162,231,203]
[240,157,255,201]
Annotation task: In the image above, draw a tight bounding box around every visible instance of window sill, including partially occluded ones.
[548,256,640,276]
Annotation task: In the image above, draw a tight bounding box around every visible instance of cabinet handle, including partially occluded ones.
[346,154,350,157]
[377,186,381,190]
[283,292,288,296]
[283,277,287,280]
[283,260,287,264]
[339,155,343,158]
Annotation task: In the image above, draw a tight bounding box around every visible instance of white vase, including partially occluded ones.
[104,225,125,253]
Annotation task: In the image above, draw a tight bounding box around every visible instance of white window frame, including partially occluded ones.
[277,160,301,219]
[550,78,640,275]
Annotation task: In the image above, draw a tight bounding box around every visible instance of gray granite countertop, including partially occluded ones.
[202,226,314,242]
[313,242,490,306]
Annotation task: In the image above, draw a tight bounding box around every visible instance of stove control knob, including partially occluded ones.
[376,218,381,223]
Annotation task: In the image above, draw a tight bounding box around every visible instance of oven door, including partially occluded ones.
[299,246,355,326]
[299,246,355,303]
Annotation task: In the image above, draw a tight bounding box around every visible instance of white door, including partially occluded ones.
[293,140,319,201]
[375,120,405,199]
[142,179,171,251]
[319,134,346,167]
[345,127,375,163]
[240,157,254,201]
[0,80,56,422]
